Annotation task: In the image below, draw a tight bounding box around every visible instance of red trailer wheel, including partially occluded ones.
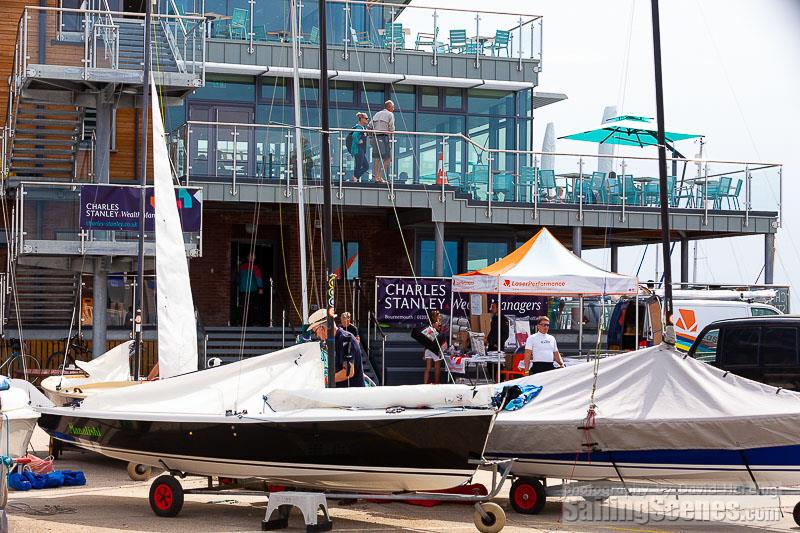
[509,477,546,515]
[149,475,184,517]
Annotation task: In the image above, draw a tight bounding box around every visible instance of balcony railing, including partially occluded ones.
[199,0,543,70]
[168,121,783,225]
[11,6,205,85]
[9,182,202,258]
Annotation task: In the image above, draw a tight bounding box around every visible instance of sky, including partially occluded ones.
[410,0,800,306]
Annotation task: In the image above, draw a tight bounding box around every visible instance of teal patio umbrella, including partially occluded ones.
[559,115,702,158]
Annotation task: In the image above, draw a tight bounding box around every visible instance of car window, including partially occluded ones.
[693,327,720,363]
[751,307,779,317]
[760,327,797,366]
[721,327,760,366]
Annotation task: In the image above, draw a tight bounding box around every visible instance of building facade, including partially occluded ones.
[0,1,782,368]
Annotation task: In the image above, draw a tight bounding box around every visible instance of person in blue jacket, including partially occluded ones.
[350,112,369,182]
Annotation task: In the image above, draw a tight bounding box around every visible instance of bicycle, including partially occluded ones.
[0,339,42,384]
[45,334,92,372]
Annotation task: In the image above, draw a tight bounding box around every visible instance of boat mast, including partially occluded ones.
[318,0,335,387]
[133,0,154,381]
[650,0,673,326]
[289,0,310,322]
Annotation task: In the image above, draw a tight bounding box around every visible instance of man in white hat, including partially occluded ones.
[307,308,364,387]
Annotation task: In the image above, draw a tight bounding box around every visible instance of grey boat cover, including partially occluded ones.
[487,343,800,454]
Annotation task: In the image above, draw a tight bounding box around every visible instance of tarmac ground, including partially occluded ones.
[8,428,800,532]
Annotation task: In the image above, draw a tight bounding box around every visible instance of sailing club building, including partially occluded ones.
[0,1,783,376]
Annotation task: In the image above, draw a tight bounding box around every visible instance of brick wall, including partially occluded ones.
[191,203,416,327]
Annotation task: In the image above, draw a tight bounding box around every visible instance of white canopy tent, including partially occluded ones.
[450,228,640,379]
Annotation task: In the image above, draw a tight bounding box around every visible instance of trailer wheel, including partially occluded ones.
[509,477,546,515]
[127,462,152,481]
[473,502,505,533]
[793,501,800,527]
[149,475,184,517]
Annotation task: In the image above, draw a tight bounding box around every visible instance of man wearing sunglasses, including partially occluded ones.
[520,316,565,375]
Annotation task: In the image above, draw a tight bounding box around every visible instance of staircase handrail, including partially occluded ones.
[2,14,25,181]
[96,0,119,70]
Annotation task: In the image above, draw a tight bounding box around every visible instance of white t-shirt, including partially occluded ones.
[521,332,559,368]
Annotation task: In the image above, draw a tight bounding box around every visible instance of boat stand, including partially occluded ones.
[261,492,332,532]
[149,459,514,532]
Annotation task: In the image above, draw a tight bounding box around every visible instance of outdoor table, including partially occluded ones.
[684,176,718,207]
[470,35,495,51]
[447,351,505,385]
[268,30,291,42]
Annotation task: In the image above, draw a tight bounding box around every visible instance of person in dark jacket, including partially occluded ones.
[485,301,510,352]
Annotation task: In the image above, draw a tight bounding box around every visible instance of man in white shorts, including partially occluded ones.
[520,316,565,374]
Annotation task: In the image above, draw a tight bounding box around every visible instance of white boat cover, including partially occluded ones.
[660,289,778,302]
[266,384,493,411]
[487,343,800,454]
[452,228,638,296]
[78,343,325,415]
[0,379,40,458]
[74,341,132,382]
[150,76,198,378]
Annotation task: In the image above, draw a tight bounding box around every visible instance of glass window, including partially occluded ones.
[721,327,760,366]
[466,241,508,271]
[419,240,458,277]
[751,306,780,316]
[416,114,464,184]
[332,241,359,280]
[761,327,797,366]
[359,83,385,110]
[391,85,415,111]
[193,77,255,101]
[445,88,463,110]
[693,327,719,363]
[331,81,355,104]
[467,116,515,172]
[468,89,515,115]
[421,87,439,109]
[517,89,532,118]
[260,77,289,103]
[300,78,319,102]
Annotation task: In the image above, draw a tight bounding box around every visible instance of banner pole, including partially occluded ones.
[449,280,454,349]
[497,291,502,383]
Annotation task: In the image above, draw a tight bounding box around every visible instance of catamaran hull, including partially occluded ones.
[492,446,800,487]
[38,408,494,492]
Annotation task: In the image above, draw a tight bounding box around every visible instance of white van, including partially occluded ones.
[671,300,781,351]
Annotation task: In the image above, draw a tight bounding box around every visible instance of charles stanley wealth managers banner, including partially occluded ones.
[376,277,547,325]
[79,185,202,232]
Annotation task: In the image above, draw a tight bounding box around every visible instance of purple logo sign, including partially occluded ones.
[376,277,547,325]
[80,185,201,232]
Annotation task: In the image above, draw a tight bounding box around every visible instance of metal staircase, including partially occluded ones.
[6,266,80,329]
[9,101,83,180]
[117,19,181,73]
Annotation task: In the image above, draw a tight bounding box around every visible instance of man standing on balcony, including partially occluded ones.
[369,100,395,183]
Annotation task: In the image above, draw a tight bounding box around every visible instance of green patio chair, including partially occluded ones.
[517,166,536,202]
[350,28,374,48]
[492,173,514,202]
[211,20,229,39]
[721,178,742,209]
[464,41,482,55]
[589,171,607,204]
[608,175,623,204]
[485,29,511,57]
[253,25,268,42]
[466,163,490,199]
[415,31,436,50]
[643,176,676,206]
[229,8,248,39]
[300,26,319,44]
[712,176,732,209]
[538,169,557,201]
[382,23,405,49]
[449,29,468,53]
[621,174,641,205]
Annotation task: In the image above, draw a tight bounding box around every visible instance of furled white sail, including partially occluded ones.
[150,76,198,378]
[597,105,617,174]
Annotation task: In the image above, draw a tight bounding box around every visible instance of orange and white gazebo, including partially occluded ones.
[452,228,638,296]
[450,228,639,374]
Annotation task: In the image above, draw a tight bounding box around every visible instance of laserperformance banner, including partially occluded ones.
[79,185,202,232]
[376,277,548,325]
